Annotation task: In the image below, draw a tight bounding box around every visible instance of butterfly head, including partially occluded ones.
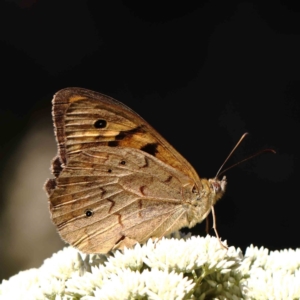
[191,175,227,208]
[187,176,226,227]
[207,176,227,205]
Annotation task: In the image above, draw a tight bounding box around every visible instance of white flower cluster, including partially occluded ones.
[241,246,300,299]
[0,236,299,300]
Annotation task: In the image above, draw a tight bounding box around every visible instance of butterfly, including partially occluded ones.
[45,88,227,254]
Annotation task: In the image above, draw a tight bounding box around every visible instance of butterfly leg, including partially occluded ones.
[211,205,228,249]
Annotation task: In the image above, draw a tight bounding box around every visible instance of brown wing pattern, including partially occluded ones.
[49,147,192,253]
[51,88,201,186]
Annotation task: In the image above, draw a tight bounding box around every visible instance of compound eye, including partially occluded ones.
[211,182,220,193]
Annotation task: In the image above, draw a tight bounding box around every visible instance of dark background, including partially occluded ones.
[1,1,299,280]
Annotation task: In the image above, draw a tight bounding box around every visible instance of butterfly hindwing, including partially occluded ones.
[49,147,193,253]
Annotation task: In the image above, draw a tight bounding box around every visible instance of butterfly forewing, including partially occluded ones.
[52,88,201,183]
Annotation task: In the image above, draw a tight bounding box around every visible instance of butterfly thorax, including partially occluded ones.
[186,176,227,228]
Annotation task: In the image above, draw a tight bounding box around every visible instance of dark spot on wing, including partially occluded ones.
[99,188,107,198]
[115,213,123,227]
[51,156,63,177]
[164,176,173,183]
[108,141,119,147]
[94,119,107,128]
[107,199,115,213]
[115,132,126,140]
[140,143,159,156]
[85,209,93,217]
[115,235,125,245]
[140,186,146,195]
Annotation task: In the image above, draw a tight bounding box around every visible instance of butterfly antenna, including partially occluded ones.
[218,148,276,177]
[215,132,249,178]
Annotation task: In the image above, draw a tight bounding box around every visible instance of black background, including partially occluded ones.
[1,1,299,280]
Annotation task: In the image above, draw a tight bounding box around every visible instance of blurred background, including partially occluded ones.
[1,1,299,281]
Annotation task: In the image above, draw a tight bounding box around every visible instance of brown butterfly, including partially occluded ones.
[45,88,227,254]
